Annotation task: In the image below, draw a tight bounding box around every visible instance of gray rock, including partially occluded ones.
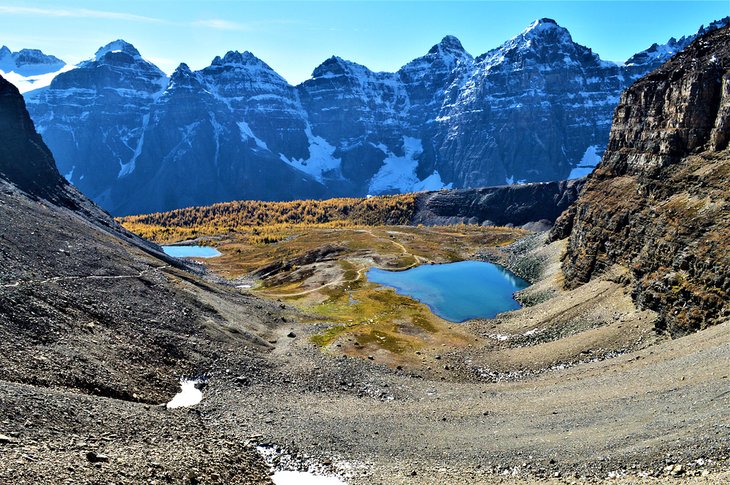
[85,451,109,463]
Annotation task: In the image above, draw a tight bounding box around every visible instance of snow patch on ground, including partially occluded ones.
[166,379,203,409]
[490,334,511,342]
[568,145,602,179]
[368,137,451,194]
[272,471,346,485]
[280,127,341,182]
[256,444,351,485]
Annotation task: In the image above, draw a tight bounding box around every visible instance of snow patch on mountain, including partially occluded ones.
[3,64,74,94]
[63,166,75,183]
[280,127,341,182]
[414,171,452,192]
[368,137,450,193]
[238,121,269,150]
[505,176,527,185]
[568,145,602,179]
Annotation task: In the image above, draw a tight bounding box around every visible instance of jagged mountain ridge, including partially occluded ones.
[0,45,65,75]
[625,16,730,67]
[23,17,729,215]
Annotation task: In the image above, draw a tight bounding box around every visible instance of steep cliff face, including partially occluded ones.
[0,75,71,203]
[554,26,730,334]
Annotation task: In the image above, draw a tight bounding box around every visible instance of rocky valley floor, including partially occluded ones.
[3,189,728,483]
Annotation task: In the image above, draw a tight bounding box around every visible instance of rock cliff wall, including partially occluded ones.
[553,26,730,334]
[413,179,584,229]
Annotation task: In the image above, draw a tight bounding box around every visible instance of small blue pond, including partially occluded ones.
[161,245,221,258]
[367,261,529,323]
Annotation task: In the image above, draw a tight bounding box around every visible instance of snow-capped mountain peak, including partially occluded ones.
[75,39,167,88]
[311,55,361,78]
[0,46,66,74]
[13,49,64,68]
[212,50,263,67]
[167,62,202,90]
[515,17,574,46]
[474,17,606,70]
[428,35,467,55]
[527,17,560,30]
[93,39,142,61]
[201,49,292,101]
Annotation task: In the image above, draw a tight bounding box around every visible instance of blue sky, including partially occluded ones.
[1,1,727,84]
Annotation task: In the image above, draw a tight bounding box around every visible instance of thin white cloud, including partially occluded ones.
[0,6,165,23]
[193,18,303,33]
[192,19,250,32]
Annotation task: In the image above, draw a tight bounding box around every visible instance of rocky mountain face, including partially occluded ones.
[433,19,628,187]
[551,25,730,335]
[108,57,329,215]
[26,41,170,208]
[22,18,729,215]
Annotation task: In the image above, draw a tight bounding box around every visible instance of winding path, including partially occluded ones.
[1,265,170,289]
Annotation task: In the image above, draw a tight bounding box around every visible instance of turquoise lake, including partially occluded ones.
[367,261,529,322]
[161,245,221,258]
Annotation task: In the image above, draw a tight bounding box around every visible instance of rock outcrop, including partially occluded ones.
[0,75,69,202]
[552,26,730,334]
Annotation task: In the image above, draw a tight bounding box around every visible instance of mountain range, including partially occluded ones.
[13,16,729,215]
